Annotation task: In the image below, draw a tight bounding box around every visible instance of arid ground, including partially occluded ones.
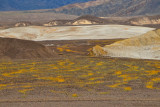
[0,39,160,107]
[0,0,160,106]
[0,25,154,41]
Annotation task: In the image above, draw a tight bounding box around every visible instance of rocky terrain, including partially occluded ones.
[14,22,32,27]
[43,20,71,26]
[53,0,160,17]
[0,37,55,59]
[127,15,160,28]
[0,11,78,27]
[92,29,160,60]
[128,15,160,25]
[0,11,160,28]
[54,0,108,11]
[0,1,160,107]
[0,0,159,20]
[70,15,113,25]
[0,0,92,11]
[43,15,113,26]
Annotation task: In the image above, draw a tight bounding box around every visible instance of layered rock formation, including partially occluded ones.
[43,20,70,26]
[0,37,55,59]
[15,22,31,27]
[70,15,108,25]
[129,15,160,25]
[43,15,109,26]
[92,29,160,60]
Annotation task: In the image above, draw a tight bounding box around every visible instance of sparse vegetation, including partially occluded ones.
[0,56,160,95]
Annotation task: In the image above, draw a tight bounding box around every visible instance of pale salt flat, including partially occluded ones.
[0,25,155,41]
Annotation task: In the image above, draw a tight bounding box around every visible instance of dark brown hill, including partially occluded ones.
[0,37,56,59]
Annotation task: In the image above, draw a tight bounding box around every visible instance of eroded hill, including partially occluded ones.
[0,37,56,59]
[92,29,160,60]
[43,15,113,26]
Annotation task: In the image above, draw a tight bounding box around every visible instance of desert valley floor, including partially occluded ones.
[0,25,160,107]
[0,25,154,41]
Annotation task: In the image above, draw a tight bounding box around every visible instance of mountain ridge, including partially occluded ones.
[0,0,93,11]
[53,0,160,17]
[1,0,160,17]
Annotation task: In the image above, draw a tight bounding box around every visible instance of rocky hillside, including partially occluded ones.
[70,15,112,25]
[0,0,92,11]
[43,15,114,26]
[123,15,160,28]
[92,29,160,60]
[43,20,71,26]
[1,0,160,17]
[54,0,108,11]
[128,15,160,25]
[0,11,78,27]
[0,37,56,59]
[14,22,32,27]
[53,0,160,17]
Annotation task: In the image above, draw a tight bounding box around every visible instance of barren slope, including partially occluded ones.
[53,0,160,17]
[0,0,92,11]
[0,11,78,26]
[0,37,55,59]
[128,15,160,25]
[44,15,113,26]
[92,29,160,60]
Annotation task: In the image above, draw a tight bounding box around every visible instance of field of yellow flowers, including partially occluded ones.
[0,56,160,95]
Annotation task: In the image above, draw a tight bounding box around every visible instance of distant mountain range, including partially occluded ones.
[0,0,92,11]
[0,0,160,17]
[53,0,160,16]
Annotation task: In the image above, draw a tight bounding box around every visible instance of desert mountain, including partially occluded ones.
[0,11,78,27]
[92,29,160,60]
[43,15,113,26]
[1,0,160,17]
[53,0,160,17]
[0,0,92,11]
[127,15,160,28]
[0,37,55,59]
[69,15,112,25]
